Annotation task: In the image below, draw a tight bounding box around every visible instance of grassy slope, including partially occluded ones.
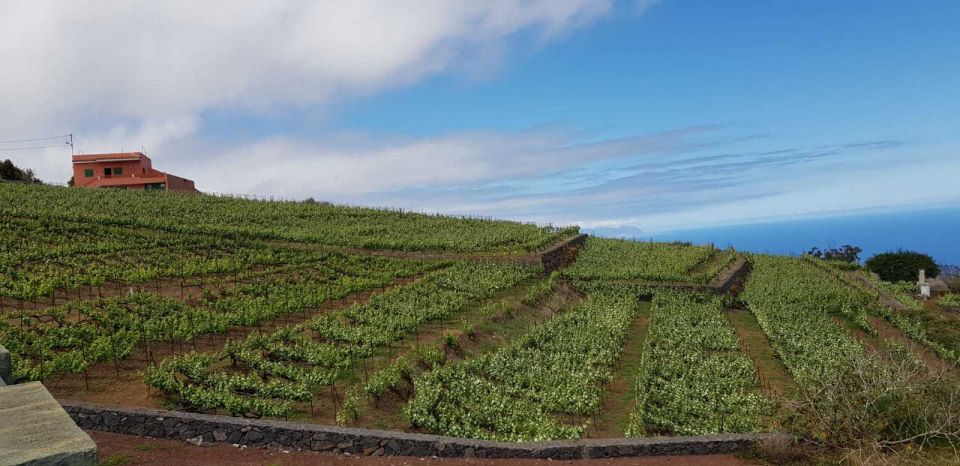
[0,182,575,253]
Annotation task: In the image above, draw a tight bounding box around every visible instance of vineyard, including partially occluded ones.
[0,183,575,253]
[1,182,958,450]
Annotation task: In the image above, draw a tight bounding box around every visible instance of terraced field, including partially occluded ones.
[1,182,957,449]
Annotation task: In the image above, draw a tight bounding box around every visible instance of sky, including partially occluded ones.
[1,0,959,232]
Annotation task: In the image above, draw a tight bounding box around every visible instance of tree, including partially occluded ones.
[0,159,41,183]
[807,244,862,263]
[865,250,940,283]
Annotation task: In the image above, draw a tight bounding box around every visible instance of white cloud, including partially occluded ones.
[186,125,712,199]
[0,0,613,134]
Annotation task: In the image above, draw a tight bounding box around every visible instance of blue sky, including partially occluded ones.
[2,0,959,232]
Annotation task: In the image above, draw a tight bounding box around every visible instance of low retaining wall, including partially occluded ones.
[577,256,753,296]
[541,234,588,274]
[710,257,752,295]
[61,400,781,459]
[0,343,10,386]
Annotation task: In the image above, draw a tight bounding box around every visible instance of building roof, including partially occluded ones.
[72,152,147,162]
[929,277,950,292]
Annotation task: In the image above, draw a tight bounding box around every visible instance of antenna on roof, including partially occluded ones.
[141,146,146,154]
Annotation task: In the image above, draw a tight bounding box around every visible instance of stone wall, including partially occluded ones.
[541,234,588,274]
[710,257,752,295]
[61,400,782,459]
[0,343,10,386]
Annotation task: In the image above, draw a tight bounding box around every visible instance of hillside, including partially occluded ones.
[0,182,576,253]
[1,182,958,462]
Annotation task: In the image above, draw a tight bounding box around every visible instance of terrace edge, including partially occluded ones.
[61,399,784,459]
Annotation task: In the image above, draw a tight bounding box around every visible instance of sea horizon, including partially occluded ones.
[585,205,960,267]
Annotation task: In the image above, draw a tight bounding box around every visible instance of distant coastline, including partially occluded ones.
[585,205,960,266]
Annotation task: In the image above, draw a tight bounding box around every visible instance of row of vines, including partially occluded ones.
[142,262,537,418]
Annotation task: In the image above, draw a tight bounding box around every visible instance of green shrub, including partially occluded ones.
[939,293,960,309]
[865,250,940,283]
[443,332,459,350]
[414,345,447,369]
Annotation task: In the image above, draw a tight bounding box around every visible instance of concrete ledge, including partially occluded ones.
[0,344,10,386]
[60,399,782,459]
[1,383,97,466]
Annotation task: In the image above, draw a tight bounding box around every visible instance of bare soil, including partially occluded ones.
[89,431,756,466]
[343,280,584,432]
[45,275,426,409]
[867,315,955,373]
[726,309,796,399]
[588,301,652,438]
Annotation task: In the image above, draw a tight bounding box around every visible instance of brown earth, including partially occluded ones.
[726,309,796,399]
[342,280,583,431]
[587,302,652,438]
[89,431,757,466]
[44,274,427,410]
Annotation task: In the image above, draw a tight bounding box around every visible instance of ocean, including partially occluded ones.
[603,206,960,266]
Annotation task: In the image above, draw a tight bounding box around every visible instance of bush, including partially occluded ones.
[808,244,862,263]
[0,159,40,183]
[778,346,960,463]
[865,250,940,283]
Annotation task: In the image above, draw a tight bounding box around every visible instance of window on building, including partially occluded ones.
[145,182,166,190]
[83,168,93,177]
[114,167,123,176]
[104,167,112,176]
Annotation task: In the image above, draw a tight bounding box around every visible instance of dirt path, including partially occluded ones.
[588,301,652,438]
[867,316,955,373]
[726,309,796,398]
[833,312,956,375]
[89,431,757,466]
[45,274,428,409]
[823,271,958,373]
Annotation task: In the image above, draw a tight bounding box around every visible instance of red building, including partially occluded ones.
[71,152,198,192]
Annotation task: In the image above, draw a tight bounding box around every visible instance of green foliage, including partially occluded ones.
[405,291,638,441]
[564,238,728,283]
[142,262,536,418]
[0,216,416,300]
[337,389,361,426]
[0,159,40,183]
[363,357,413,398]
[0,254,436,382]
[806,244,862,263]
[0,182,576,253]
[522,277,555,306]
[866,250,940,283]
[939,293,960,309]
[741,256,868,386]
[413,345,447,369]
[627,292,766,436]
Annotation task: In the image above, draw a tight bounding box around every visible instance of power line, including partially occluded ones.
[0,134,72,144]
[0,144,71,151]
